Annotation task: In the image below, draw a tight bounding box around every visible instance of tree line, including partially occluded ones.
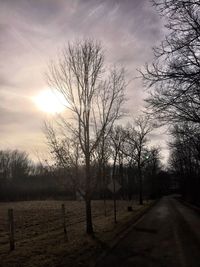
[0,145,169,200]
[0,149,64,200]
[142,0,200,205]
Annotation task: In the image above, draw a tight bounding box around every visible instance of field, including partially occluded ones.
[0,199,151,267]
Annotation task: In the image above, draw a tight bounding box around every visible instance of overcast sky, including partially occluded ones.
[0,0,169,162]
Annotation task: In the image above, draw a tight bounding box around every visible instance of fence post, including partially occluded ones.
[61,204,68,241]
[8,208,15,251]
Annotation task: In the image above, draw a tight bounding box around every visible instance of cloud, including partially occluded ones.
[0,0,166,161]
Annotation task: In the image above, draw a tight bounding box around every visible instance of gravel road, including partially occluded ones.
[96,196,200,267]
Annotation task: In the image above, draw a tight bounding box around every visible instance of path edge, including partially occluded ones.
[93,199,159,267]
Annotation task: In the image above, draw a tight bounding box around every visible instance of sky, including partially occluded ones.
[0,0,169,163]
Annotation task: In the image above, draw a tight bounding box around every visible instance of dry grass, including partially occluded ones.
[0,199,152,267]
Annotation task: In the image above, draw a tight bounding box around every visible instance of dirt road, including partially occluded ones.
[96,197,200,267]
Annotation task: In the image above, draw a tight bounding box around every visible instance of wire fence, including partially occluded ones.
[0,199,140,252]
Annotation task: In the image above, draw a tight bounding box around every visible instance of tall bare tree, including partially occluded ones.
[46,40,126,234]
[169,122,200,202]
[126,116,153,204]
[110,125,127,222]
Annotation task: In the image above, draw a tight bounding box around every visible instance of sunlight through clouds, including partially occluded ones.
[33,89,68,114]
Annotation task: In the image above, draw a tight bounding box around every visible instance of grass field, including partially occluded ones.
[0,199,151,267]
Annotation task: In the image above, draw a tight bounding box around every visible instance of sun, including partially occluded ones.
[33,89,68,114]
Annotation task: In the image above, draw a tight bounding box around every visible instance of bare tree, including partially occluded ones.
[44,122,84,198]
[0,150,31,181]
[110,125,127,222]
[94,136,111,216]
[140,0,200,204]
[92,70,126,215]
[169,122,200,202]
[46,40,126,234]
[126,116,153,204]
[141,0,200,124]
[143,147,162,198]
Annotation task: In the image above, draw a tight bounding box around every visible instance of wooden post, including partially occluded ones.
[8,209,15,251]
[61,204,68,241]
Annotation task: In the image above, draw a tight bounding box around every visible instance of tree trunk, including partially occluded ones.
[85,197,93,234]
[112,153,117,223]
[85,152,93,234]
[139,165,143,205]
[102,163,107,217]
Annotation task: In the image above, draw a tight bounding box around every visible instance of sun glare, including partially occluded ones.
[33,89,68,114]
